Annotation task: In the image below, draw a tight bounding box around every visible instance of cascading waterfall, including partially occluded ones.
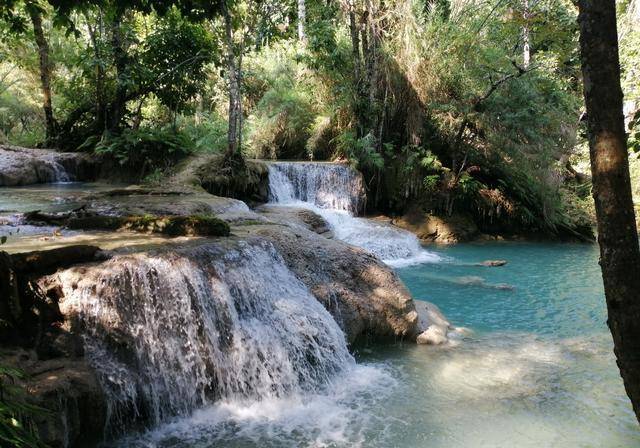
[58,241,354,434]
[268,162,441,267]
[40,154,71,182]
[267,162,364,214]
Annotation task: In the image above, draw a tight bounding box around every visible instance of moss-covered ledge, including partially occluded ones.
[25,211,231,237]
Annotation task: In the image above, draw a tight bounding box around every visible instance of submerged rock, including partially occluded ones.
[479,259,508,267]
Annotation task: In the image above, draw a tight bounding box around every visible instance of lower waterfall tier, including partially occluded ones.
[39,224,420,441]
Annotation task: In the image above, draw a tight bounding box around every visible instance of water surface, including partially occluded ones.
[117,241,640,447]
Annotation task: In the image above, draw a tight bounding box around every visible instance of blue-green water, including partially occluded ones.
[119,241,640,448]
[355,241,640,447]
[398,241,607,339]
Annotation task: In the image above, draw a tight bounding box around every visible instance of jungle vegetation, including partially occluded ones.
[0,0,637,237]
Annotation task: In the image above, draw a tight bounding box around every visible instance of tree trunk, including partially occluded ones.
[109,9,128,133]
[297,0,306,42]
[578,0,640,423]
[28,8,56,141]
[348,2,361,81]
[222,1,240,158]
[86,10,107,133]
[522,0,531,68]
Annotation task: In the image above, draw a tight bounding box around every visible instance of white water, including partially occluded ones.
[58,241,355,435]
[267,162,441,267]
[42,154,71,182]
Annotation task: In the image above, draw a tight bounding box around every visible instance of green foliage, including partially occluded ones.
[85,127,194,175]
[142,9,216,114]
[179,112,228,152]
[336,131,384,170]
[244,42,327,160]
[0,365,49,448]
[161,214,230,237]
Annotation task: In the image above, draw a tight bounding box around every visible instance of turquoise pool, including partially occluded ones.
[114,241,640,447]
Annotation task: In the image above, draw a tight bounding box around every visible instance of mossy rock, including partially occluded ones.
[196,155,270,204]
[160,215,230,237]
[67,214,230,237]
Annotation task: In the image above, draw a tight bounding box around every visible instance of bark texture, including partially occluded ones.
[223,1,241,158]
[28,8,56,140]
[578,0,640,423]
[109,10,128,133]
[297,0,306,41]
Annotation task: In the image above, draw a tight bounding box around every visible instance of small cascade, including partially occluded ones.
[58,241,353,433]
[267,162,441,266]
[42,155,71,182]
[268,162,364,214]
[39,154,71,183]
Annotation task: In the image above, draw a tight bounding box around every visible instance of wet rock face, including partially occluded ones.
[253,225,419,342]
[392,209,479,244]
[0,146,98,186]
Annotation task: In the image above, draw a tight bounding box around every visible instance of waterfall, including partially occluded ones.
[42,155,71,183]
[268,162,364,214]
[267,162,441,267]
[58,241,354,433]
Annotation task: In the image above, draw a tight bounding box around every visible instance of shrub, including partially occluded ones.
[0,366,49,448]
[82,127,194,177]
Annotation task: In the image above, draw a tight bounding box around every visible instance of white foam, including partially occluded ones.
[267,163,443,267]
[111,363,397,448]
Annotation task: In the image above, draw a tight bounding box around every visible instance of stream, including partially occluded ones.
[1,164,639,447]
[108,241,640,447]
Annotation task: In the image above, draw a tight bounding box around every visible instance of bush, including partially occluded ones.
[0,366,49,448]
[82,127,194,177]
[180,112,229,153]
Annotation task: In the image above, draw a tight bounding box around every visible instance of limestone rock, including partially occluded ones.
[0,145,97,186]
[392,208,478,244]
[414,300,452,345]
[254,225,419,342]
[256,205,333,236]
[1,350,107,448]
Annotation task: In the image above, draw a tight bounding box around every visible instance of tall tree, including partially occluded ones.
[0,1,58,141]
[578,0,640,423]
[297,0,305,42]
[522,0,531,68]
[222,0,242,159]
[26,2,56,140]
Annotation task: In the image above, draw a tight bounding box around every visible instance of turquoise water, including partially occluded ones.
[118,241,640,447]
[356,241,640,447]
[398,241,607,339]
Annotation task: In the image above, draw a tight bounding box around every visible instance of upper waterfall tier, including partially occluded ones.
[266,161,441,266]
[267,162,365,214]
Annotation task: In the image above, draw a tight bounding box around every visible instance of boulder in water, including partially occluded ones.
[254,225,419,342]
[414,300,452,345]
[479,259,508,267]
